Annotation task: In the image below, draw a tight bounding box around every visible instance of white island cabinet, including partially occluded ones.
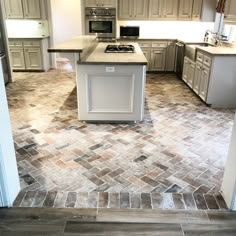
[77,43,147,122]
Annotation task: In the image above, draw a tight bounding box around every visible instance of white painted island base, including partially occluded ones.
[77,65,146,121]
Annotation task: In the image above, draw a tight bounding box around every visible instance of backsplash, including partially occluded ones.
[6,20,50,38]
[117,21,214,41]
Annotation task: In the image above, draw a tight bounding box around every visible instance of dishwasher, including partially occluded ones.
[175,41,185,79]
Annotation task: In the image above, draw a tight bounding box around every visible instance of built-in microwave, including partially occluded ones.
[120,26,140,39]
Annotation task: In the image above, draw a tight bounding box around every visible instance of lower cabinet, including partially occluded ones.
[182,56,195,88]
[9,38,50,71]
[139,40,175,72]
[193,52,211,101]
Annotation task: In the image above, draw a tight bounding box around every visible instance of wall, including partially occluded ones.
[50,0,83,45]
[117,21,214,41]
[0,61,20,206]
[222,113,236,210]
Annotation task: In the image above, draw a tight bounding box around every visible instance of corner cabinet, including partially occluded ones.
[224,0,236,23]
[4,0,45,19]
[84,0,116,7]
[9,38,50,71]
[118,0,149,20]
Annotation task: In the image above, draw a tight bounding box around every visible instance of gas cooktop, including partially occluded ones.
[105,44,135,53]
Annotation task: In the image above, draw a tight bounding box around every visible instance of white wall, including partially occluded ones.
[50,0,83,45]
[0,61,20,207]
[117,21,214,41]
[222,112,236,210]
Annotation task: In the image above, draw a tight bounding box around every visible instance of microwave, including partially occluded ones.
[120,26,140,39]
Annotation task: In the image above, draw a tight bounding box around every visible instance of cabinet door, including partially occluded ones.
[141,48,151,70]
[187,60,195,88]
[134,0,148,19]
[99,0,116,7]
[149,0,163,19]
[22,0,41,19]
[118,0,133,19]
[178,0,193,19]
[192,0,202,20]
[199,65,210,101]
[193,61,202,94]
[85,0,99,7]
[165,41,176,71]
[9,48,25,70]
[182,57,189,83]
[163,0,178,19]
[225,0,236,22]
[150,49,166,71]
[4,0,23,19]
[24,48,42,70]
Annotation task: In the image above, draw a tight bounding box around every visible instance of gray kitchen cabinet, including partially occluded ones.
[22,0,41,19]
[224,0,236,23]
[24,48,42,70]
[4,0,42,19]
[193,51,211,101]
[165,41,176,71]
[182,56,195,88]
[9,48,25,70]
[149,0,178,19]
[118,0,148,19]
[4,0,23,19]
[85,0,116,7]
[150,49,166,71]
[9,39,50,71]
[141,48,151,71]
[192,0,203,20]
[178,0,193,20]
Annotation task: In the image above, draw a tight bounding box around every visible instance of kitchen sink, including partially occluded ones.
[185,43,214,61]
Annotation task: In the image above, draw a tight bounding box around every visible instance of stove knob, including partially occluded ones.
[90,10,97,15]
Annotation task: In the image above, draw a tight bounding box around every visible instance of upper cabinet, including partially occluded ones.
[118,0,212,21]
[119,0,148,20]
[85,0,117,7]
[192,0,203,20]
[178,0,194,20]
[4,0,45,19]
[224,0,236,23]
[149,0,178,20]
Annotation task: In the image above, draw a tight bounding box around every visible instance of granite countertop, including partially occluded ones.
[48,35,97,53]
[79,42,148,65]
[8,36,50,39]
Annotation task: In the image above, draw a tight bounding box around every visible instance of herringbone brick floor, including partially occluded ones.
[6,67,234,209]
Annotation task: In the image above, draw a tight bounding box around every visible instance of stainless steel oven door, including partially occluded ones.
[85,17,116,39]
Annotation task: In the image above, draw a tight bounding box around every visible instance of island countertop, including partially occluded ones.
[79,43,148,65]
[48,35,97,53]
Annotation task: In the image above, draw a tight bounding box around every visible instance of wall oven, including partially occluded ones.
[85,7,116,41]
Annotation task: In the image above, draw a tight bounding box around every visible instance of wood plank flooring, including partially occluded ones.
[1,207,236,235]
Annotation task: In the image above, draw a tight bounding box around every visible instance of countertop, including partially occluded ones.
[196,45,236,55]
[78,43,148,65]
[48,35,97,53]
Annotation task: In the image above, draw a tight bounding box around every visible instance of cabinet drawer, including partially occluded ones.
[196,52,203,62]
[9,40,23,47]
[203,55,212,67]
[23,40,41,47]
[152,41,168,48]
[138,42,152,48]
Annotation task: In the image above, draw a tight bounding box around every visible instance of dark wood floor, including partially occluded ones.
[1,207,236,235]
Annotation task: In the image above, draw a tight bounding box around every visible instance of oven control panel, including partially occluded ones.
[85,7,116,17]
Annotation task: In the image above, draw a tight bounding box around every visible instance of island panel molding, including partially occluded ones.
[86,74,135,113]
[77,65,146,121]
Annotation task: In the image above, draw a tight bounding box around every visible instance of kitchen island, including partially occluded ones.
[77,43,147,121]
[48,37,147,121]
